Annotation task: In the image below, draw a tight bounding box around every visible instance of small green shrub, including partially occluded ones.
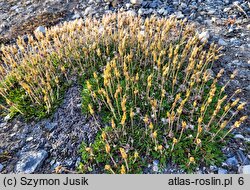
[79,15,247,174]
[0,13,247,173]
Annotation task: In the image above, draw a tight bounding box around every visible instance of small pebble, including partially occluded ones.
[35,26,46,34]
[218,168,228,174]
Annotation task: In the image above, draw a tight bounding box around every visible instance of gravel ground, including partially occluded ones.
[0,80,99,174]
[0,0,250,174]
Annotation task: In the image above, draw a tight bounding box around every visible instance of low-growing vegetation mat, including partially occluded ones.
[0,14,247,173]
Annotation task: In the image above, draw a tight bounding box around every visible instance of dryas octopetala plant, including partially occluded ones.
[0,13,247,173]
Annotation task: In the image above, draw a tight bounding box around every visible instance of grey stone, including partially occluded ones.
[230,38,242,46]
[125,3,131,9]
[4,114,11,122]
[10,133,16,138]
[244,138,250,142]
[44,122,57,132]
[180,2,187,9]
[50,159,56,166]
[158,8,168,15]
[223,7,231,12]
[10,5,19,11]
[233,1,240,6]
[198,31,210,42]
[236,150,250,165]
[176,11,184,19]
[152,165,158,172]
[226,156,239,167]
[0,13,8,21]
[0,122,7,128]
[126,10,137,17]
[149,1,158,9]
[144,8,153,15]
[0,164,3,172]
[22,125,30,134]
[188,13,197,20]
[130,0,143,5]
[210,165,218,172]
[35,26,46,34]
[75,157,81,167]
[234,134,245,139]
[207,9,216,15]
[172,0,179,6]
[247,24,250,30]
[204,19,212,26]
[238,69,250,80]
[228,60,243,67]
[238,165,250,174]
[26,136,33,142]
[218,168,228,174]
[218,38,228,46]
[153,160,159,166]
[72,13,81,20]
[104,4,110,10]
[224,24,234,35]
[64,159,74,167]
[138,8,144,15]
[84,7,94,16]
[51,161,61,170]
[15,150,48,173]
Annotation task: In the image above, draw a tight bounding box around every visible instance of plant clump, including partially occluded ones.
[0,14,247,173]
[78,14,247,173]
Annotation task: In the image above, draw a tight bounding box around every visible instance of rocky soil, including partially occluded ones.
[0,0,250,174]
[0,80,99,174]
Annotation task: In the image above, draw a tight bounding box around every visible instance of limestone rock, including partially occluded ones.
[130,0,143,5]
[15,150,48,173]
